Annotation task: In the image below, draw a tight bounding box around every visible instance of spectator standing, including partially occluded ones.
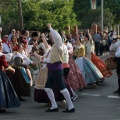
[2,35,12,53]
[93,31,102,56]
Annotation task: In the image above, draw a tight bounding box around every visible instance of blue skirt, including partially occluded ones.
[83,58,103,84]
[11,67,31,97]
[0,70,21,108]
[75,57,103,84]
[20,68,30,84]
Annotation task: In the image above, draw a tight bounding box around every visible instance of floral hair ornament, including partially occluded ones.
[21,39,28,45]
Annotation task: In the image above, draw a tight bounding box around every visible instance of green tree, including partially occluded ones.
[80,7,115,29]
[0,0,18,33]
[23,0,78,32]
[104,0,120,24]
[73,0,90,24]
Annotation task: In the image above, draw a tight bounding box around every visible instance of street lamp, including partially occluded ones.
[101,0,104,31]
[0,16,1,25]
[90,0,104,31]
[0,16,2,41]
[18,0,24,31]
[90,0,97,9]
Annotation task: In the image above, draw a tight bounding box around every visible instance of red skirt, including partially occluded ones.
[67,59,86,90]
[91,53,112,78]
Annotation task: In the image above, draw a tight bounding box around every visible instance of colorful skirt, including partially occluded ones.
[91,53,112,78]
[0,70,21,108]
[75,57,103,84]
[67,59,86,90]
[11,67,31,97]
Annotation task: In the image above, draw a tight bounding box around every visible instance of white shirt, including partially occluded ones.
[115,46,120,57]
[114,41,120,50]
[109,44,116,52]
[108,31,116,40]
[36,43,47,52]
[26,45,33,54]
[43,50,51,63]
[62,44,69,63]
[13,52,33,65]
[2,43,12,53]
[67,42,73,54]
[8,33,12,42]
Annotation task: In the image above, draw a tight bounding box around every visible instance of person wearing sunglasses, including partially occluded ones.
[2,35,12,54]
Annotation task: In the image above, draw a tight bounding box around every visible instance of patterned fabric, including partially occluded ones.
[75,57,103,84]
[67,59,86,90]
[91,53,112,78]
[73,44,85,58]
[50,45,63,63]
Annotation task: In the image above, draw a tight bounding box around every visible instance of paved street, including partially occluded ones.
[1,54,120,120]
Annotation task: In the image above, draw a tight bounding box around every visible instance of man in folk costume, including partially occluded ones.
[2,35,12,54]
[110,41,120,95]
[43,23,75,112]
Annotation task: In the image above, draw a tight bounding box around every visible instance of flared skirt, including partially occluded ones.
[0,70,21,108]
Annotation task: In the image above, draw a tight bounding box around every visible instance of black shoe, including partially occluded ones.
[0,109,6,113]
[100,78,105,82]
[113,90,120,94]
[18,97,25,101]
[79,87,84,91]
[45,108,58,112]
[62,108,75,113]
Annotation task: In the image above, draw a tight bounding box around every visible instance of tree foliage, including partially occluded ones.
[0,0,78,32]
[104,0,120,24]
[80,7,115,29]
[1,0,120,33]
[23,0,78,32]
[0,0,18,33]
[73,0,117,28]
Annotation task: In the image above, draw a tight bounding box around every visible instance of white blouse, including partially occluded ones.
[62,44,69,63]
[115,46,120,57]
[2,43,12,53]
[109,44,116,52]
[37,43,47,52]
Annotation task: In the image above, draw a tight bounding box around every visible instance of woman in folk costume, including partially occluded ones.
[84,33,112,78]
[74,37,103,88]
[61,42,77,102]
[12,44,33,101]
[33,34,52,104]
[10,36,19,52]
[0,41,21,113]
[31,33,51,83]
[65,40,86,92]
[20,39,35,86]
[42,23,75,112]
[20,37,39,84]
[28,32,41,76]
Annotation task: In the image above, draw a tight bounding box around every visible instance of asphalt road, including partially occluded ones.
[0,54,120,120]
